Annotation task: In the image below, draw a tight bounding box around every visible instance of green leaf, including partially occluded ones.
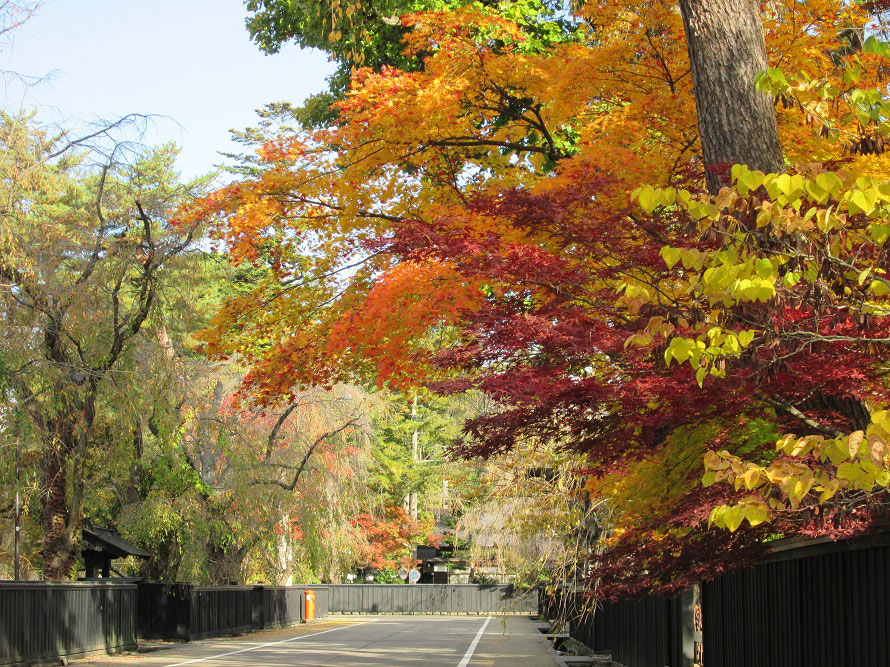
[869,224,890,244]
[863,35,889,55]
[744,503,769,527]
[805,180,829,204]
[731,164,747,184]
[837,462,861,484]
[756,258,775,279]
[668,337,694,364]
[774,173,794,197]
[783,272,801,288]
[681,248,702,270]
[849,189,877,216]
[815,172,842,198]
[871,280,890,297]
[723,505,744,532]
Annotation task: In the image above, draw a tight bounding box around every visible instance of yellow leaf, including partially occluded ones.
[723,505,744,532]
[847,431,865,459]
[660,246,683,269]
[742,467,762,490]
[637,187,660,214]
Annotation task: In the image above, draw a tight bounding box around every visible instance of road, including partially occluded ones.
[83,615,560,667]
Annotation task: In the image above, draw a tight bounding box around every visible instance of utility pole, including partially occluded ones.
[409,394,419,521]
[14,434,21,580]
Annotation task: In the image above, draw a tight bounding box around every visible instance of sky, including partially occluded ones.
[0,0,336,179]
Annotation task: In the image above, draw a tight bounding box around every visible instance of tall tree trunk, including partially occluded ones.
[40,390,95,580]
[41,420,78,580]
[277,511,295,586]
[679,0,785,194]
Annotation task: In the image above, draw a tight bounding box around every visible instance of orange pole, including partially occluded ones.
[304,590,316,621]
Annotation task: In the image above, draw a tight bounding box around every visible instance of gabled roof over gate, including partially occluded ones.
[81,525,151,559]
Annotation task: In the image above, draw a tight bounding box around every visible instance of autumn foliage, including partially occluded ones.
[351,507,436,570]
[184,1,890,594]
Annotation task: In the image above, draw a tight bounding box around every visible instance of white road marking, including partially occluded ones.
[163,620,379,666]
[456,615,492,667]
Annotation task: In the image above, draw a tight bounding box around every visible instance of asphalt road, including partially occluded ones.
[82,615,560,667]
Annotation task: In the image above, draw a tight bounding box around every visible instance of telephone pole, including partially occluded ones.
[409,394,419,521]
[14,434,21,580]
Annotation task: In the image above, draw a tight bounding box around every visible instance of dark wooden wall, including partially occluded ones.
[703,534,890,667]
[136,582,329,641]
[546,589,688,667]
[0,580,137,666]
[545,532,890,667]
[327,583,538,614]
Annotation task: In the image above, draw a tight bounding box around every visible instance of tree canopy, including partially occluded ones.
[5,0,890,593]
[181,0,890,594]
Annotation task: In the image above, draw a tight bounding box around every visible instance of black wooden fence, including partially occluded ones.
[328,583,538,614]
[137,582,329,641]
[544,587,692,667]
[9,533,887,667]
[702,532,890,667]
[0,580,137,666]
[545,532,890,667]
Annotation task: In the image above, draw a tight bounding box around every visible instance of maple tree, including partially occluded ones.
[185,0,890,595]
[243,0,581,128]
[351,506,434,571]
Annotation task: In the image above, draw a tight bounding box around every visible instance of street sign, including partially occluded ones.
[408,569,421,584]
[398,567,409,580]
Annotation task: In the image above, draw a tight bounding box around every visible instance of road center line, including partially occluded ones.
[457,615,492,667]
[164,620,379,666]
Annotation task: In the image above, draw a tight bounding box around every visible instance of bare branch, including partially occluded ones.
[763,394,845,438]
[263,400,303,462]
[251,417,361,490]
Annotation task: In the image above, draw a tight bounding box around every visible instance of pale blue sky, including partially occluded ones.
[1,0,335,179]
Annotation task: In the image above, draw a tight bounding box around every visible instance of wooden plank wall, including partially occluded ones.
[703,537,890,667]
[327,584,539,614]
[136,582,329,641]
[0,580,137,666]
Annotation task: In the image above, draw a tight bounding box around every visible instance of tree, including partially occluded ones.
[115,355,377,584]
[242,0,582,128]
[351,506,434,571]
[456,444,605,588]
[189,0,889,593]
[0,117,202,578]
[370,390,471,519]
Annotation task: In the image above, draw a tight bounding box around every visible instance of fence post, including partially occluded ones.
[680,587,695,667]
